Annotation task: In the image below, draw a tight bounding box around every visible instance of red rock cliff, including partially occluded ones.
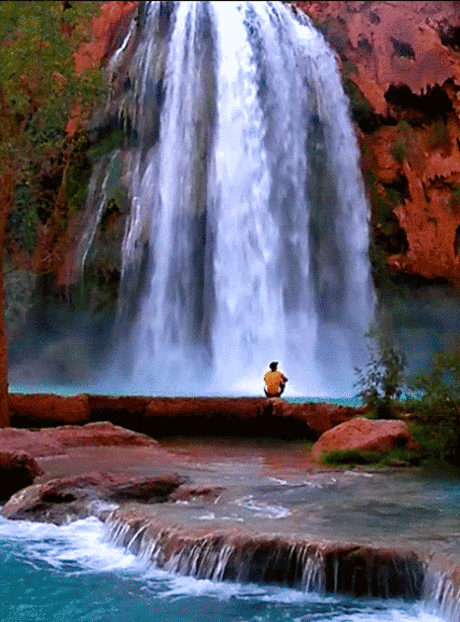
[296,1,460,285]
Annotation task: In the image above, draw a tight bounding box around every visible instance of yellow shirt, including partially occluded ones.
[264,370,286,394]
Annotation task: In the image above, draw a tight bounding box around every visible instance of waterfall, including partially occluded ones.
[82,0,374,397]
[106,509,460,618]
[424,565,460,622]
[105,510,426,600]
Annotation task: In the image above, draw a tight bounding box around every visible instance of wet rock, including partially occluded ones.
[322,543,424,598]
[0,428,64,458]
[49,421,156,449]
[0,451,44,500]
[143,397,267,437]
[86,395,151,428]
[0,421,157,458]
[6,394,360,441]
[269,399,363,437]
[1,471,186,524]
[170,486,225,503]
[142,397,360,439]
[106,508,424,598]
[310,417,419,460]
[9,393,91,427]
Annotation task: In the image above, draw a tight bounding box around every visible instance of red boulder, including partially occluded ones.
[310,417,419,460]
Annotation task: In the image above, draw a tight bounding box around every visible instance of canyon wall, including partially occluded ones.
[73,0,460,288]
[296,1,460,286]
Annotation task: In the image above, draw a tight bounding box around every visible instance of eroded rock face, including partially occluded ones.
[297,1,460,284]
[310,416,419,459]
[0,451,44,500]
[1,471,185,524]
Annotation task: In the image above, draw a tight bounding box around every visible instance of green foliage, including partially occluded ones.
[0,1,107,253]
[311,17,348,56]
[391,140,407,164]
[65,143,92,212]
[395,120,413,135]
[355,332,460,467]
[341,77,377,132]
[391,121,414,164]
[354,328,407,418]
[321,447,420,468]
[342,60,358,77]
[374,194,393,229]
[428,120,450,150]
[343,79,372,116]
[405,350,460,464]
[0,1,104,139]
[386,187,404,206]
[448,185,460,213]
[87,130,125,162]
[6,180,40,252]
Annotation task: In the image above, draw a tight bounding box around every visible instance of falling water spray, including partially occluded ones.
[80,0,374,397]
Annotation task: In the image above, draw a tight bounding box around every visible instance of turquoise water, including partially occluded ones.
[0,517,445,622]
[8,383,362,407]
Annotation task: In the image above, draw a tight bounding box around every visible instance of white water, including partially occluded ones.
[0,516,449,622]
[84,0,374,397]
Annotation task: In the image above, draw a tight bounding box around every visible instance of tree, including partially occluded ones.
[0,1,106,426]
[409,350,460,464]
[354,327,407,418]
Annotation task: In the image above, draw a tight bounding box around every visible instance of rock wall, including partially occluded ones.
[66,0,460,291]
[296,0,460,285]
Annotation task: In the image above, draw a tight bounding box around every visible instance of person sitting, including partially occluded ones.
[264,361,288,398]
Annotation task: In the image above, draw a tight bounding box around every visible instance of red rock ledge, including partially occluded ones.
[8,394,363,440]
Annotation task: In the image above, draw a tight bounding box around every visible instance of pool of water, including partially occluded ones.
[0,516,447,622]
[8,382,362,406]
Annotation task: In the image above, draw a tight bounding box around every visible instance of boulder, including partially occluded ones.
[2,470,186,524]
[48,421,157,449]
[0,428,64,458]
[0,451,44,500]
[0,421,157,458]
[310,417,419,460]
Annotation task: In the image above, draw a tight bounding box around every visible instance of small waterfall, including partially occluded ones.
[80,0,374,396]
[105,510,425,600]
[424,564,460,622]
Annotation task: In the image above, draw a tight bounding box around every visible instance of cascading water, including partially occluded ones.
[82,0,374,397]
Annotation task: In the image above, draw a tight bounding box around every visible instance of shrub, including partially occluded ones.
[405,350,460,464]
[321,447,420,467]
[448,186,460,213]
[392,140,408,164]
[391,121,415,164]
[428,120,450,150]
[354,328,407,419]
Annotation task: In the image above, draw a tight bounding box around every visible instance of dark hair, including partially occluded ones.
[269,361,278,370]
